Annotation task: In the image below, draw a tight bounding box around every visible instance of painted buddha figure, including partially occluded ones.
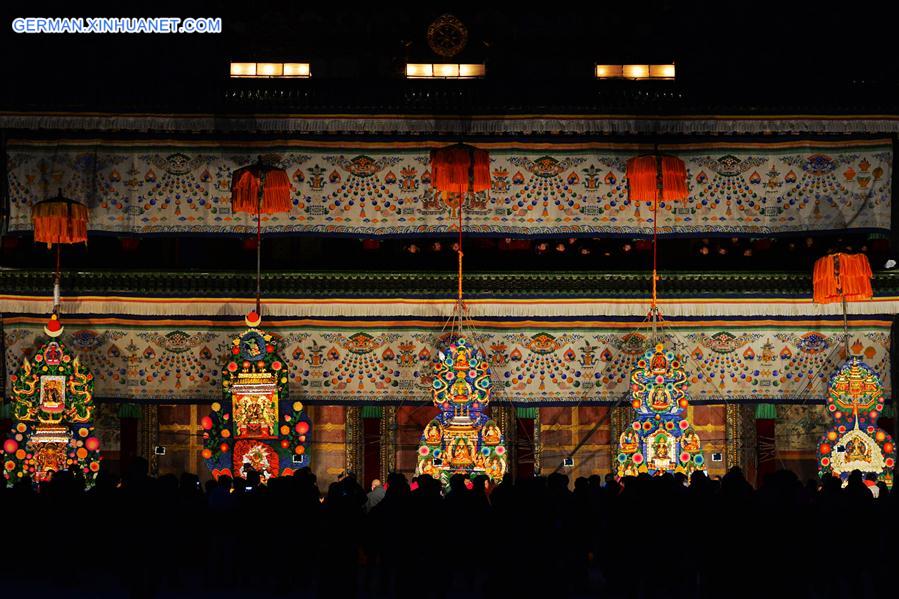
[483,424,501,445]
[449,437,475,467]
[619,429,639,454]
[681,430,701,453]
[236,394,275,438]
[650,387,671,410]
[845,436,871,463]
[451,372,473,404]
[653,434,670,462]
[650,345,668,373]
[425,423,442,444]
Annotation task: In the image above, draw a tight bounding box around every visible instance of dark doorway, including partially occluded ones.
[361,407,382,489]
[514,409,537,480]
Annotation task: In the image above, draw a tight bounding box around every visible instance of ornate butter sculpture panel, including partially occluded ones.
[616,343,706,477]
[202,321,312,481]
[416,338,508,486]
[817,357,895,487]
[3,339,101,485]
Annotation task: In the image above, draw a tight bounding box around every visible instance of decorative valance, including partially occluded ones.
[2,314,892,406]
[6,138,891,238]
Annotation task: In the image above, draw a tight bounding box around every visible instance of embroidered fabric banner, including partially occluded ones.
[3,317,891,405]
[6,139,891,237]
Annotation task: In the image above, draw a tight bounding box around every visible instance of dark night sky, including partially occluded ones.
[1,2,895,111]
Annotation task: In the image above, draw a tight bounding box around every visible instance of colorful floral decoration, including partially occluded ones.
[202,314,312,481]
[817,357,895,488]
[616,343,705,477]
[415,338,508,486]
[2,338,101,485]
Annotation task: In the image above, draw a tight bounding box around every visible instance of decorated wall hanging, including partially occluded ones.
[6,139,890,237]
[2,329,101,485]
[1,318,891,405]
[202,313,312,480]
[816,357,895,487]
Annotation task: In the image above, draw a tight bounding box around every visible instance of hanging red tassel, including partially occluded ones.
[31,197,89,248]
[431,144,491,196]
[626,155,688,202]
[813,253,873,304]
[660,156,688,201]
[231,163,292,215]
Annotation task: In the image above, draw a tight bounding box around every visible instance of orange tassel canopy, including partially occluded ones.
[31,195,89,248]
[230,162,292,215]
[813,253,873,304]
[626,155,688,202]
[430,144,491,196]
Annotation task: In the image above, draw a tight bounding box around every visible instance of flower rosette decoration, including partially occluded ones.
[203,319,311,480]
[3,339,101,486]
[818,357,895,488]
[616,343,705,477]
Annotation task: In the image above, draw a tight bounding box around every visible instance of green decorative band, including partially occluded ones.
[516,407,538,419]
[3,269,899,298]
[117,403,142,419]
[360,406,383,419]
[755,403,778,420]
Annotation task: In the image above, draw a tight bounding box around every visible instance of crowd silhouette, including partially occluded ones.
[0,460,895,598]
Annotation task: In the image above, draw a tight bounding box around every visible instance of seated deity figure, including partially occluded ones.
[236,394,275,438]
[844,436,871,463]
[619,429,639,454]
[681,430,701,452]
[425,423,442,444]
[650,387,670,410]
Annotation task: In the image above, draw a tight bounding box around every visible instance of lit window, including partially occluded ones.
[406,63,486,79]
[595,63,675,80]
[229,62,311,78]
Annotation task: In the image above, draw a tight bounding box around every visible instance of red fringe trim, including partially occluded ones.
[626,155,688,202]
[231,167,292,215]
[813,253,873,304]
[431,145,491,194]
[31,201,88,248]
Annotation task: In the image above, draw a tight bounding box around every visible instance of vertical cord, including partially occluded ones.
[835,255,849,356]
[256,169,264,316]
[457,184,464,338]
[53,243,61,314]
[650,149,662,340]
[842,295,849,356]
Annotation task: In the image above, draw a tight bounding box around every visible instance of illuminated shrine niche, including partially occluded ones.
[416,338,508,486]
[817,357,895,488]
[3,339,101,485]
[203,322,312,481]
[616,343,706,477]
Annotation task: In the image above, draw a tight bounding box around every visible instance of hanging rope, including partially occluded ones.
[53,243,61,314]
[650,145,663,339]
[255,170,264,316]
